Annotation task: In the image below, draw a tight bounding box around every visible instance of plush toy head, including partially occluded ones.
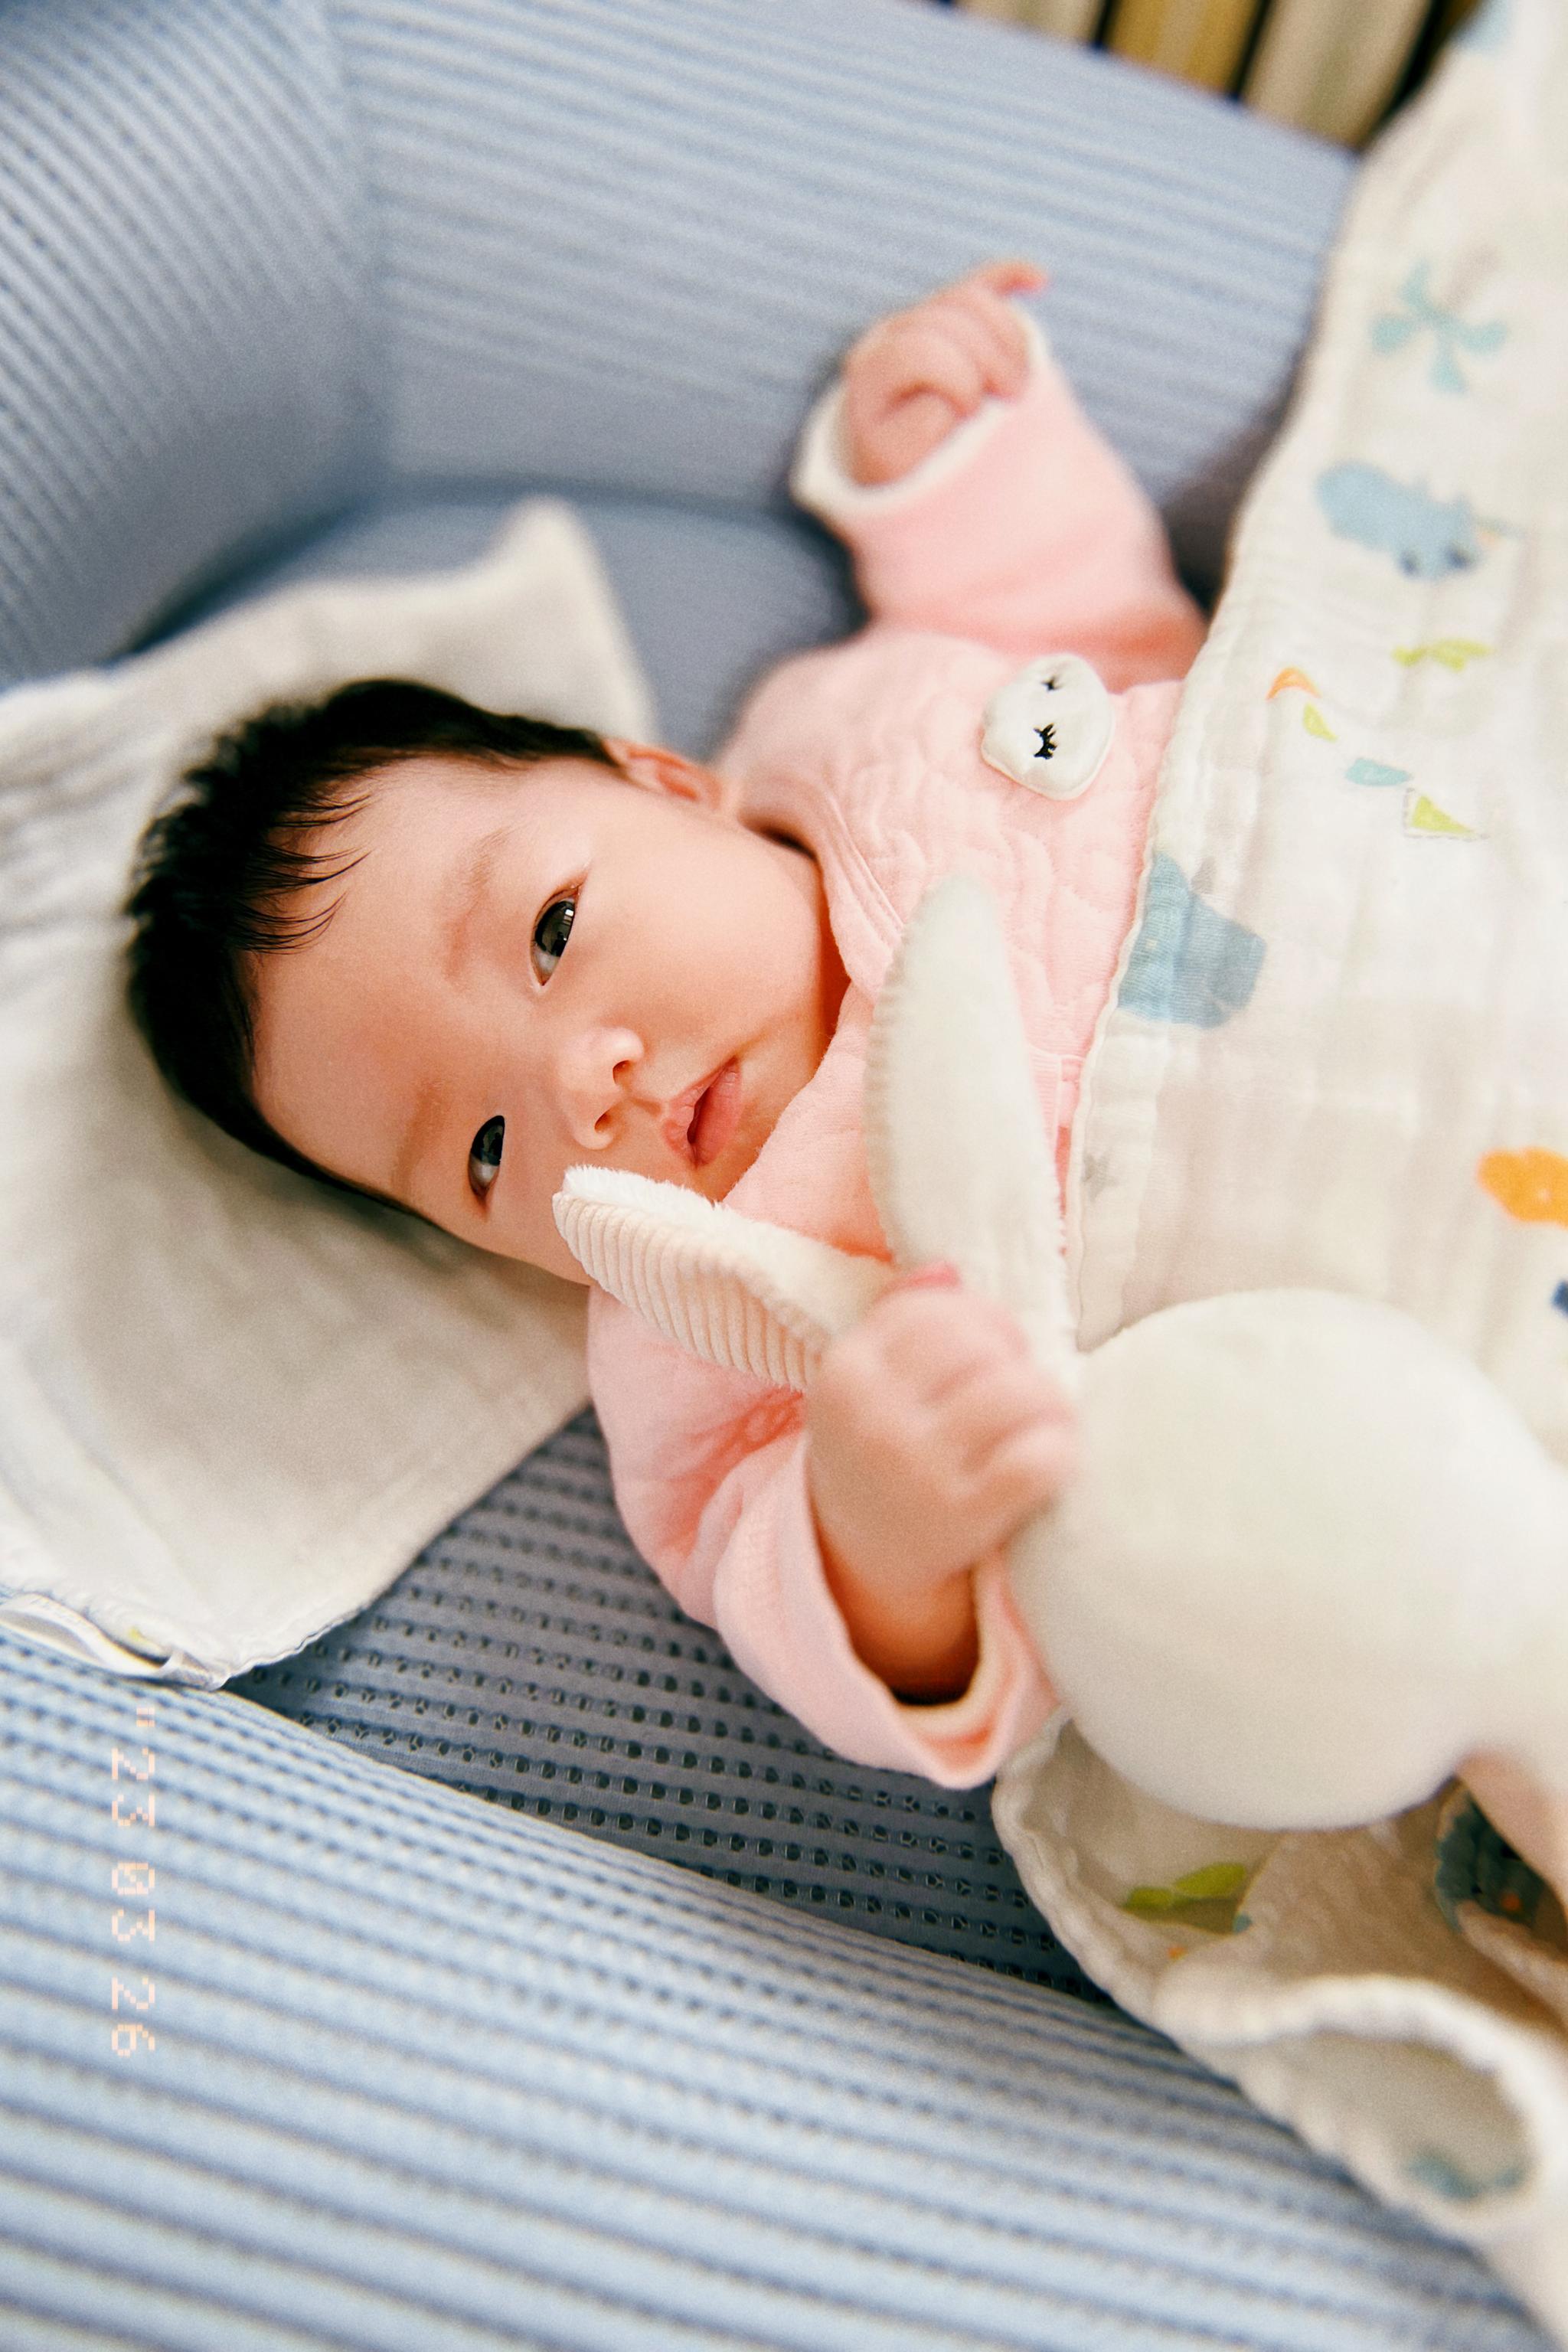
[557,874,1568,1831]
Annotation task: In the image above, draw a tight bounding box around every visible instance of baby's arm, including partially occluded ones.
[807,1263,1076,1700]
[587,1282,1060,1780]
[795,263,1205,689]
[840,260,1044,491]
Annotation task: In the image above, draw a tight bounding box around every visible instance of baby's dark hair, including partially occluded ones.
[124,677,621,1198]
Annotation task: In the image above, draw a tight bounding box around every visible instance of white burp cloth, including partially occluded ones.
[0,501,652,1684]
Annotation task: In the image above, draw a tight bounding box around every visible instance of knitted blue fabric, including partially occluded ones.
[1,1629,1545,2350]
[0,0,374,684]
[0,0,1353,685]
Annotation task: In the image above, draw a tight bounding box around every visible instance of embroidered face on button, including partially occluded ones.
[979,653,1114,800]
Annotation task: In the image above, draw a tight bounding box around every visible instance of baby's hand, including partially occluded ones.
[841,259,1047,488]
[806,1264,1076,1695]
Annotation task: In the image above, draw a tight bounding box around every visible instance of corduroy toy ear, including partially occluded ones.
[554,1167,891,1391]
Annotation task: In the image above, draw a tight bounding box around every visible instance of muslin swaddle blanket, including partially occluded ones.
[1002,0,1568,2328]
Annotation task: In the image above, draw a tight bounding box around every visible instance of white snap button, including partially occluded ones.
[979,652,1114,800]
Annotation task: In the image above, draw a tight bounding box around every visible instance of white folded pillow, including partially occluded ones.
[0,501,652,1684]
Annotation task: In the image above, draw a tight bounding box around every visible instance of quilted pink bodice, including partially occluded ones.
[722,624,1183,1233]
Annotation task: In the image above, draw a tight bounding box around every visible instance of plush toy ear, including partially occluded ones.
[863,873,1079,1380]
[554,1165,893,1391]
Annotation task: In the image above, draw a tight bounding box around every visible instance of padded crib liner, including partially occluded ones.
[235,1411,1096,1998]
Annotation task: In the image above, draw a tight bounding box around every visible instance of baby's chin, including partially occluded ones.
[696,1122,769,1204]
[696,1039,815,1201]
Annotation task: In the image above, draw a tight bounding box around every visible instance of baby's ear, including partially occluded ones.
[603,738,727,811]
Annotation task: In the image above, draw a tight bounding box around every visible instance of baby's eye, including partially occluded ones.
[532,895,575,981]
[469,1115,505,1201]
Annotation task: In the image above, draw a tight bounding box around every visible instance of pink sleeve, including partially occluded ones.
[589,1295,1056,1788]
[792,314,1206,692]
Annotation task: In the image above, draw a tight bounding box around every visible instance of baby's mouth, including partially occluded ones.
[665,1058,742,1169]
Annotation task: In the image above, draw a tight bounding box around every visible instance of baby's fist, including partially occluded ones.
[807,1264,1076,1610]
[841,259,1047,488]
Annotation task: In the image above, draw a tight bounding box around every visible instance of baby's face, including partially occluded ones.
[248,745,846,1280]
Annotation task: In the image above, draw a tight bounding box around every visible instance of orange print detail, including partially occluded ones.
[1478,1148,1568,1227]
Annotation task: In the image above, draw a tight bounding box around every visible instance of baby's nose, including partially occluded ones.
[558,1027,644,1148]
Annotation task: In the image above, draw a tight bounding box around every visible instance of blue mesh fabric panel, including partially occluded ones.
[0,1628,1547,2349]
[327,0,1354,596]
[233,1411,1102,2000]
[0,0,373,686]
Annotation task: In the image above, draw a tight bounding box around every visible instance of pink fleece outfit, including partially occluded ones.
[586,322,1207,1786]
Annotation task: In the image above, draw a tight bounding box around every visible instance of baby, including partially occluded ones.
[126,263,1565,1895]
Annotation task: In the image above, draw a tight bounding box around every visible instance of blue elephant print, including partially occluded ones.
[1316,463,1485,578]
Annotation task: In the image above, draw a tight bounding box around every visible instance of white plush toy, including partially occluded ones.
[555,874,1568,1832]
